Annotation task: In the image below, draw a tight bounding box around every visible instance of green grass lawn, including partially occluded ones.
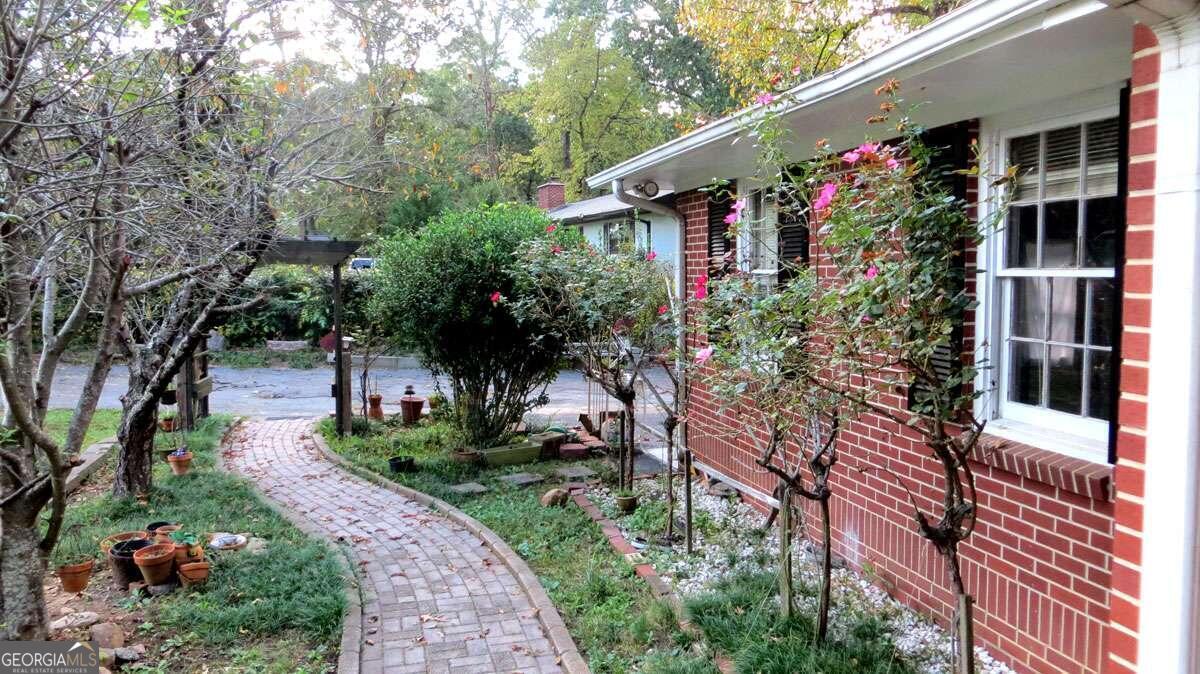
[44,408,122,448]
[317,418,692,674]
[59,415,345,673]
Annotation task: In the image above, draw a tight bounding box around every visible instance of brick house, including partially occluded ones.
[585,1,1200,672]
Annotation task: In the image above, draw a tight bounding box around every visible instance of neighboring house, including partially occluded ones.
[587,2,1200,673]
[536,181,680,272]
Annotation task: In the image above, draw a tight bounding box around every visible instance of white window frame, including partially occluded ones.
[737,188,778,292]
[976,102,1120,463]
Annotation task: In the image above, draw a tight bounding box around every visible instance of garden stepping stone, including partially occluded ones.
[449,482,489,495]
[559,443,589,460]
[498,472,545,488]
[89,622,124,648]
[554,466,596,480]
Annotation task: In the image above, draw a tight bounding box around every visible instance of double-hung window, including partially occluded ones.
[739,190,778,293]
[992,116,1121,455]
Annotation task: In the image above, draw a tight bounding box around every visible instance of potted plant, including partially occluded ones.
[615,489,639,514]
[169,530,205,564]
[159,412,179,433]
[167,447,193,476]
[178,561,211,588]
[399,384,425,425]
[450,447,480,465]
[388,456,415,473]
[133,543,176,585]
[54,526,95,593]
[99,531,149,558]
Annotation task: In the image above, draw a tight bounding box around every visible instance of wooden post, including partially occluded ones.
[779,484,793,619]
[333,262,349,437]
[617,410,627,491]
[684,449,693,554]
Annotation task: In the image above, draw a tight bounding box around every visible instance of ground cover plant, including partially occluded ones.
[317,418,692,673]
[54,416,345,671]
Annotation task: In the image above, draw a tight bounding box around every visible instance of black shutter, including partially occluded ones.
[777,175,808,286]
[907,122,972,412]
[707,192,735,277]
[1106,83,1130,465]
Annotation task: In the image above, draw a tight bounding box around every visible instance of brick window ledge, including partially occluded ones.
[971,434,1114,502]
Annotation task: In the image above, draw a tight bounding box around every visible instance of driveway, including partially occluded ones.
[44,363,672,431]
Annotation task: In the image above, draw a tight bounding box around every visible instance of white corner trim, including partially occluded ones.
[1137,12,1200,674]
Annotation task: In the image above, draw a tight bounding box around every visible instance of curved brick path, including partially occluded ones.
[225,419,564,674]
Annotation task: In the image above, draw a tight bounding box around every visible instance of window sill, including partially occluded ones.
[972,422,1113,502]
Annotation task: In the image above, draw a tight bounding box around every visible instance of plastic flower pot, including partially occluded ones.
[146,521,175,536]
[167,450,193,476]
[99,531,149,558]
[388,456,415,473]
[616,494,639,514]
[109,538,152,590]
[160,388,177,405]
[178,561,211,588]
[133,544,176,586]
[368,393,385,421]
[56,559,95,593]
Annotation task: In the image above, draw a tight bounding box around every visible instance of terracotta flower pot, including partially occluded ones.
[178,561,211,588]
[400,395,425,425]
[109,539,151,590]
[152,524,181,544]
[173,543,205,564]
[450,448,480,465]
[158,417,179,432]
[367,393,384,420]
[167,451,193,476]
[99,531,149,557]
[133,543,175,586]
[57,559,95,593]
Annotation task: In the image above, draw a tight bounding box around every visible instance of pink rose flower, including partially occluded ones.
[865,265,879,279]
[552,245,562,254]
[546,224,557,233]
[646,251,657,261]
[813,182,838,211]
[885,157,899,170]
[842,150,861,164]
[695,346,714,364]
[857,142,880,155]
[658,305,669,315]
[490,291,501,305]
[754,93,776,106]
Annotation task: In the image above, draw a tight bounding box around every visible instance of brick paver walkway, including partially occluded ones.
[225,419,563,674]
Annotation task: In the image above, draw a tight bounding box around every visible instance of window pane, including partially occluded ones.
[1089,278,1117,347]
[1011,278,1045,339]
[1009,341,1043,406]
[1009,133,1040,202]
[1006,205,1038,268]
[1049,278,1086,344]
[1043,200,1080,267]
[1084,196,1120,268]
[1044,126,1082,200]
[1088,349,1113,421]
[1086,118,1121,196]
[1047,345,1083,414]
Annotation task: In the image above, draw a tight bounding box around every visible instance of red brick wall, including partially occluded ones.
[1103,22,1158,674]
[678,102,1138,670]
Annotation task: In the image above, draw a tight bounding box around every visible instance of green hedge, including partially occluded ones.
[220,267,375,347]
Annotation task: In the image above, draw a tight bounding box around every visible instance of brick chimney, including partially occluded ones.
[536,180,566,210]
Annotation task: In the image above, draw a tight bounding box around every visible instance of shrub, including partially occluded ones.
[220,267,376,347]
[371,204,573,448]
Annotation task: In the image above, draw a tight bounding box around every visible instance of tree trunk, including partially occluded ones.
[684,449,694,554]
[622,401,636,486]
[778,484,793,619]
[945,545,975,674]
[113,385,157,499]
[1,504,49,640]
[816,494,832,643]
[663,419,675,541]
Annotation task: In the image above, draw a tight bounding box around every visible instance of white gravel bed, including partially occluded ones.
[591,476,1017,674]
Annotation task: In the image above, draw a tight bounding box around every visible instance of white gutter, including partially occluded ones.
[585,0,1109,191]
[611,178,688,456]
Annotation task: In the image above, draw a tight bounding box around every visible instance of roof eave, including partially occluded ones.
[585,0,1107,191]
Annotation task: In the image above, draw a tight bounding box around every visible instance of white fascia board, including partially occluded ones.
[585,0,1110,191]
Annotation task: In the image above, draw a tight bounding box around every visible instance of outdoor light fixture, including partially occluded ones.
[637,181,659,198]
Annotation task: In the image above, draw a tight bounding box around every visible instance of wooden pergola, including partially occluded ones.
[259,237,363,437]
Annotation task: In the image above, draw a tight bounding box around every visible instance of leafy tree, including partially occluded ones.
[679,0,963,101]
[519,15,675,198]
[372,205,570,449]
